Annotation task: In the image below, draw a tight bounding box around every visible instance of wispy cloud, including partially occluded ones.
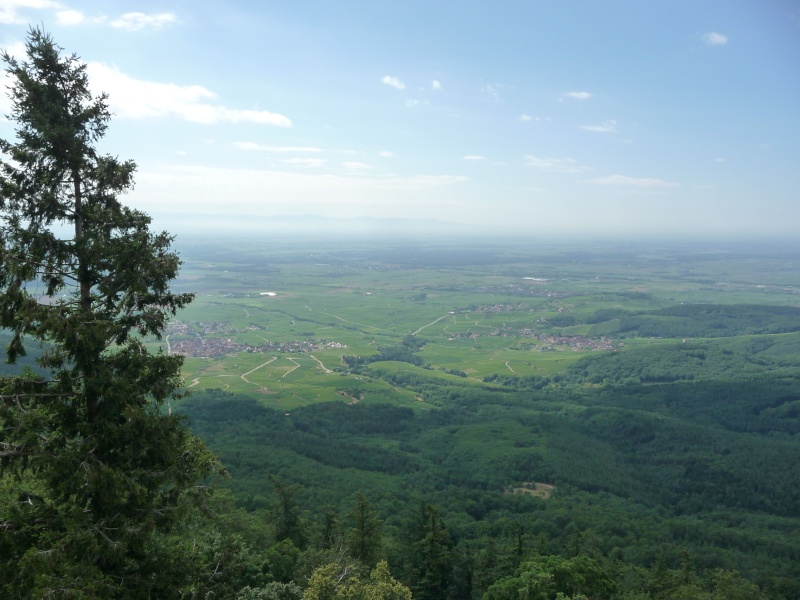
[233,142,321,152]
[580,119,617,133]
[563,91,591,100]
[591,175,678,188]
[0,0,57,24]
[343,161,373,170]
[462,155,485,161]
[405,99,429,108]
[520,114,549,123]
[482,83,501,103]
[431,79,443,92]
[281,158,327,168]
[378,151,394,158]
[524,156,587,173]
[87,63,292,126]
[382,75,405,90]
[702,32,728,46]
[110,12,177,31]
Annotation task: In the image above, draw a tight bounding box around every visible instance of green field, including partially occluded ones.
[167,237,800,411]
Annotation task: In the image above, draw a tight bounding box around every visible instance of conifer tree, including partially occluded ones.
[346,492,382,566]
[0,28,220,596]
[401,502,453,600]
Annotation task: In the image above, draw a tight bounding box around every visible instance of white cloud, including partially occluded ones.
[482,83,500,103]
[714,157,725,163]
[55,9,84,25]
[86,63,292,126]
[233,142,321,152]
[382,75,405,90]
[520,114,533,122]
[431,79,443,92]
[462,155,485,161]
[378,151,394,158]
[281,158,327,168]
[524,156,587,173]
[110,12,177,31]
[0,0,57,24]
[343,161,373,170]
[580,119,617,133]
[590,175,678,188]
[405,99,429,108]
[564,91,591,100]
[702,32,728,46]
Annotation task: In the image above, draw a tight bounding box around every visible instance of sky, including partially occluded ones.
[1,0,799,239]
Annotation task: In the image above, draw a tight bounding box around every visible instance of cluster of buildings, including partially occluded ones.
[534,334,618,352]
[164,321,345,358]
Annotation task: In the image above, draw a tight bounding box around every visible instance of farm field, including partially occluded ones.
[167,236,800,410]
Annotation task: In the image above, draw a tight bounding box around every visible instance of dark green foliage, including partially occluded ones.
[546,314,576,327]
[343,336,428,370]
[589,304,800,338]
[0,29,220,597]
[346,493,383,566]
[400,503,454,600]
[484,555,616,600]
[270,476,306,548]
[181,368,800,595]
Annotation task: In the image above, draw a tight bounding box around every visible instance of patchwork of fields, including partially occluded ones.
[166,237,800,410]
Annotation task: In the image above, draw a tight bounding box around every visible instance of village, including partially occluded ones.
[164,321,346,358]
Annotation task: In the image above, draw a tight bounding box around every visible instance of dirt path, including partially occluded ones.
[243,308,250,318]
[310,354,332,373]
[240,356,278,385]
[414,314,450,335]
[186,377,200,388]
[505,361,516,374]
[280,358,301,379]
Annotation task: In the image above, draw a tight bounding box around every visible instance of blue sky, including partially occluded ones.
[1,0,799,238]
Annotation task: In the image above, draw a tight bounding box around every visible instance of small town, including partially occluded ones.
[165,321,346,358]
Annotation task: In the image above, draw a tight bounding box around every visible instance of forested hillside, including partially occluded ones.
[179,331,800,598]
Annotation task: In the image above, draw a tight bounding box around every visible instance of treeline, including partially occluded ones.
[343,335,428,371]
[563,341,795,385]
[585,303,800,338]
